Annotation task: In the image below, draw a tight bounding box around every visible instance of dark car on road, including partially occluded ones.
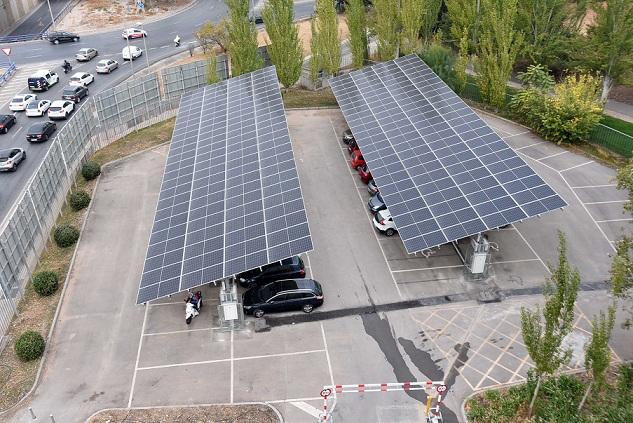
[238,256,305,287]
[368,192,387,213]
[242,278,324,318]
[0,148,26,172]
[62,85,88,103]
[0,114,17,134]
[46,31,80,44]
[26,121,56,142]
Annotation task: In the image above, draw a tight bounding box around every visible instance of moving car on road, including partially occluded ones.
[242,278,324,318]
[238,256,306,287]
[28,70,59,92]
[46,31,80,44]
[122,46,143,60]
[69,72,95,87]
[26,121,56,142]
[9,94,36,111]
[122,28,147,39]
[373,208,397,236]
[26,100,52,117]
[0,148,26,172]
[75,48,98,62]
[0,115,17,134]
[62,86,88,103]
[96,59,119,74]
[47,100,74,120]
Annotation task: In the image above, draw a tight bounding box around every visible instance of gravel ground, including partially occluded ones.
[87,404,280,423]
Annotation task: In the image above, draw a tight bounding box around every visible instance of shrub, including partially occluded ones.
[53,224,80,248]
[32,271,59,296]
[14,331,45,361]
[81,161,101,181]
[69,190,91,211]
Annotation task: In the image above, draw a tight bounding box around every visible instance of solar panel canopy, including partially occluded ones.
[330,55,566,254]
[137,66,313,304]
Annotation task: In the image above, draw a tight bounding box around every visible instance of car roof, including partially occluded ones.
[12,94,28,99]
[377,209,391,219]
[70,72,87,77]
[51,100,68,105]
[0,114,13,118]
[29,122,48,130]
[30,70,50,77]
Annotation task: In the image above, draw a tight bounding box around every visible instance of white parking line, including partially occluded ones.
[572,184,617,189]
[503,131,531,138]
[143,327,218,336]
[128,304,149,408]
[560,161,593,172]
[321,323,335,388]
[538,150,568,161]
[595,218,633,223]
[584,200,627,205]
[230,330,234,404]
[267,396,323,404]
[291,401,322,418]
[514,141,547,150]
[390,258,541,273]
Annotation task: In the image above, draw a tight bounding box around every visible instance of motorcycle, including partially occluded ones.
[174,36,181,47]
[62,62,72,74]
[184,291,202,324]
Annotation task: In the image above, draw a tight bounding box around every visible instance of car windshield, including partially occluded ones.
[0,150,11,160]
[29,124,45,132]
[63,89,76,95]
[79,49,88,53]
[11,97,23,103]
[26,102,38,109]
[98,61,107,65]
[49,107,61,112]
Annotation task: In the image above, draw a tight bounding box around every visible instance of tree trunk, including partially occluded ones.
[601,73,613,103]
[578,380,593,412]
[528,374,542,417]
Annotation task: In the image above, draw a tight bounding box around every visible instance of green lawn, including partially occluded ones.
[601,115,633,137]
[282,87,339,109]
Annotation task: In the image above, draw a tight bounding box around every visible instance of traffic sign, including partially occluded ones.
[320,388,332,398]
[436,385,447,394]
[2,48,11,56]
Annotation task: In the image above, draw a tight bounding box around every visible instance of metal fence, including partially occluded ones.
[0,54,228,345]
[588,124,633,157]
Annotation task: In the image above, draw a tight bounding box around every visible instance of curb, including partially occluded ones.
[0,172,103,418]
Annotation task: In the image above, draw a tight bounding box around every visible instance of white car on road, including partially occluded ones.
[373,209,397,236]
[96,59,119,74]
[10,94,37,111]
[25,100,52,117]
[47,100,74,120]
[69,72,95,87]
[122,46,142,60]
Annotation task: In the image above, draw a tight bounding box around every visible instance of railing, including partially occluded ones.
[0,54,228,346]
[588,124,633,158]
[0,62,16,87]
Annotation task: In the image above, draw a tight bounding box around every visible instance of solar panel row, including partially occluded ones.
[137,66,312,304]
[330,55,566,254]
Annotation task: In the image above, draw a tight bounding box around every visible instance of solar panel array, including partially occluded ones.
[137,66,312,304]
[330,55,566,254]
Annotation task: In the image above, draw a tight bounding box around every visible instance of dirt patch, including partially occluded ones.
[610,85,633,106]
[258,16,349,55]
[88,404,280,422]
[57,0,193,33]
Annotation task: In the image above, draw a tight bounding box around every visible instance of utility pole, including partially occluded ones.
[46,0,56,31]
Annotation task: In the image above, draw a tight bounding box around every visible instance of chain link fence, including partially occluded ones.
[0,54,228,347]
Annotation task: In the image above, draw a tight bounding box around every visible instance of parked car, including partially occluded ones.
[242,278,324,318]
[75,48,98,61]
[26,100,52,117]
[96,59,119,74]
[350,150,365,169]
[69,72,94,87]
[358,164,372,184]
[122,46,143,60]
[27,70,59,91]
[48,100,74,120]
[367,179,379,195]
[347,137,359,154]
[373,208,397,236]
[0,148,26,172]
[368,192,387,213]
[238,256,306,287]
[26,121,56,142]
[46,31,80,44]
[342,128,354,145]
[62,85,88,103]
[0,115,17,134]
[122,28,147,39]
[9,93,37,111]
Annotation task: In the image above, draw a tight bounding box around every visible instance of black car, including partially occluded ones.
[47,31,80,44]
[26,121,56,142]
[0,148,26,172]
[242,278,324,318]
[238,256,305,287]
[368,192,386,213]
[342,128,354,144]
[62,85,88,103]
[0,114,17,134]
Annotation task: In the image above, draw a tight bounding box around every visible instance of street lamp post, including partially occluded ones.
[137,22,150,69]
[46,0,55,31]
[125,29,135,74]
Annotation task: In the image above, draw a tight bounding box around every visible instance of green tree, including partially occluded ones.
[520,231,581,417]
[420,43,456,87]
[226,0,263,76]
[421,0,442,45]
[584,0,633,101]
[475,0,523,110]
[400,0,424,55]
[579,305,616,411]
[372,0,399,60]
[617,164,633,216]
[311,0,341,79]
[609,237,633,329]
[195,19,230,53]
[207,50,220,84]
[262,0,303,87]
[347,0,368,68]
[517,63,554,91]
[446,0,477,93]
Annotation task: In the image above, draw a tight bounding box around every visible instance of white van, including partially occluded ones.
[122,46,142,61]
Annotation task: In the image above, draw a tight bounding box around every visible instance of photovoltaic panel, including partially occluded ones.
[137,66,313,304]
[330,55,566,254]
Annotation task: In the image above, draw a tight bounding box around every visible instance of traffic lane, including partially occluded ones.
[9,0,74,36]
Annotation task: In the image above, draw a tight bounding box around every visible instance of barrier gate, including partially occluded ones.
[319,381,447,422]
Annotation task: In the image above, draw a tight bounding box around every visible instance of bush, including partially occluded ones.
[69,190,91,211]
[14,331,45,361]
[81,161,101,181]
[53,224,80,248]
[32,271,59,296]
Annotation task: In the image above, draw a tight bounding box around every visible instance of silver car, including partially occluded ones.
[96,59,119,74]
[0,148,26,172]
[75,48,98,62]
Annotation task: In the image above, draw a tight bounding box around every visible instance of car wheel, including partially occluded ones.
[22,152,26,160]
[10,164,16,172]
[2,127,7,134]
[302,304,314,313]
[53,39,59,44]
[254,309,265,318]
[385,228,396,237]
[43,135,49,141]
[73,37,79,42]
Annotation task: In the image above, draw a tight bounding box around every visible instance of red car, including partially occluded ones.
[350,150,365,170]
[358,165,372,184]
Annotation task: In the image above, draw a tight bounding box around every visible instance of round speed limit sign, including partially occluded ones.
[436,385,447,394]
[320,388,333,398]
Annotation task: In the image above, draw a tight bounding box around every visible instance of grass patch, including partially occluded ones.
[600,115,633,137]
[282,87,338,109]
[0,118,176,412]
